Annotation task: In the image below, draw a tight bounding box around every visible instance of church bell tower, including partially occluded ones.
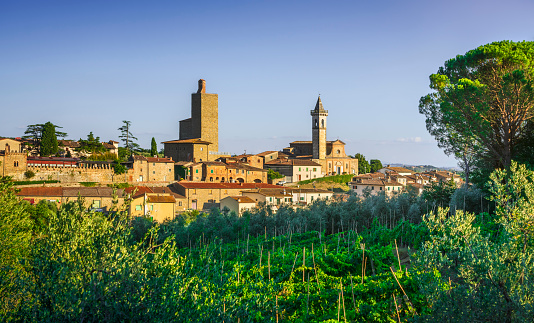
[311,96,328,160]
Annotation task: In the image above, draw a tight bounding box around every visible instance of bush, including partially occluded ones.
[79,182,97,187]
[24,170,35,179]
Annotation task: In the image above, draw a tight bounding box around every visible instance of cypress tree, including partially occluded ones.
[150,137,158,157]
[40,122,58,156]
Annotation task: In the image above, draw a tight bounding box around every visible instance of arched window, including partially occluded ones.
[321,119,324,127]
[314,119,318,127]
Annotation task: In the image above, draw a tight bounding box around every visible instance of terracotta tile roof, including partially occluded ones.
[58,140,80,148]
[132,155,174,163]
[124,186,154,198]
[226,164,267,172]
[243,189,292,198]
[102,143,116,149]
[384,167,414,174]
[265,159,321,167]
[226,196,256,204]
[350,179,403,187]
[16,187,63,197]
[176,182,280,190]
[63,187,124,197]
[150,186,186,199]
[161,138,212,145]
[201,161,227,166]
[147,195,176,203]
[256,151,277,157]
[16,187,126,198]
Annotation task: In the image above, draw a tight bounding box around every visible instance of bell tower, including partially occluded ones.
[311,96,328,160]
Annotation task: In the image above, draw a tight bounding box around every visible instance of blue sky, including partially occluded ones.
[2,0,533,167]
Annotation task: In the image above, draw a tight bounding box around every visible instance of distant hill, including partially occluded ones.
[383,163,459,173]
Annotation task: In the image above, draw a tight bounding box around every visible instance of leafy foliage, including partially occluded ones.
[369,159,383,173]
[150,137,158,157]
[267,168,284,180]
[118,120,138,155]
[353,153,370,174]
[420,40,534,169]
[40,121,59,156]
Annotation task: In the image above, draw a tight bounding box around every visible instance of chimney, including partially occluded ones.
[197,79,206,93]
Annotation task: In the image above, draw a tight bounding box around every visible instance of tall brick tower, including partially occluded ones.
[311,96,328,160]
[179,79,219,153]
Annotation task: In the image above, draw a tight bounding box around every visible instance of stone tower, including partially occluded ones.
[311,96,328,159]
[179,79,219,153]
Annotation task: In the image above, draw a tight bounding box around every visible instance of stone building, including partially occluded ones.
[16,186,127,211]
[0,138,23,153]
[283,97,358,176]
[125,155,175,183]
[179,160,268,183]
[0,151,27,178]
[264,158,322,183]
[173,182,280,211]
[164,80,227,162]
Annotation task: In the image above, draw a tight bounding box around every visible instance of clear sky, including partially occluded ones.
[2,0,533,167]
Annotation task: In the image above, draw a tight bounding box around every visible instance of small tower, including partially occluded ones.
[311,96,328,159]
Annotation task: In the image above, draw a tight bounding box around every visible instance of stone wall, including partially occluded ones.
[28,165,115,183]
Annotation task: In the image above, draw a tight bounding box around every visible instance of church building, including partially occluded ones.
[284,97,358,176]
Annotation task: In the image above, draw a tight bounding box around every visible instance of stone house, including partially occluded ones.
[0,138,23,153]
[173,182,280,211]
[126,155,175,183]
[125,186,187,213]
[378,166,414,176]
[16,186,126,211]
[220,196,257,215]
[349,178,403,197]
[264,158,322,183]
[241,189,293,211]
[129,192,177,223]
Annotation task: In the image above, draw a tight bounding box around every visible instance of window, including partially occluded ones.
[196,169,199,173]
[300,197,305,200]
[299,167,301,171]
[380,187,382,190]
[313,168,316,172]
[354,186,358,189]
[179,201,182,206]
[192,189,197,194]
[153,171,155,174]
[150,205,154,211]
[269,197,272,202]
[311,196,314,201]
[169,169,172,172]
[388,187,391,190]
[211,169,214,173]
[200,147,203,151]
[209,190,213,194]
[321,119,324,127]
[153,163,155,166]
[371,186,374,190]
[135,205,142,211]
[92,200,101,208]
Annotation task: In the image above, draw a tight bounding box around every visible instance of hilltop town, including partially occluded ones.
[1,79,460,221]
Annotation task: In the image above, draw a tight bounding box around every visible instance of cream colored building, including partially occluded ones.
[349,178,403,197]
[264,158,322,183]
[220,196,257,215]
[129,193,176,223]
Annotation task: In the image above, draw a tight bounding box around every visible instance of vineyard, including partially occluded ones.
[2,163,534,321]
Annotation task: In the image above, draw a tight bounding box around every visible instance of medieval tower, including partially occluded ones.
[311,96,328,159]
[178,79,219,153]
